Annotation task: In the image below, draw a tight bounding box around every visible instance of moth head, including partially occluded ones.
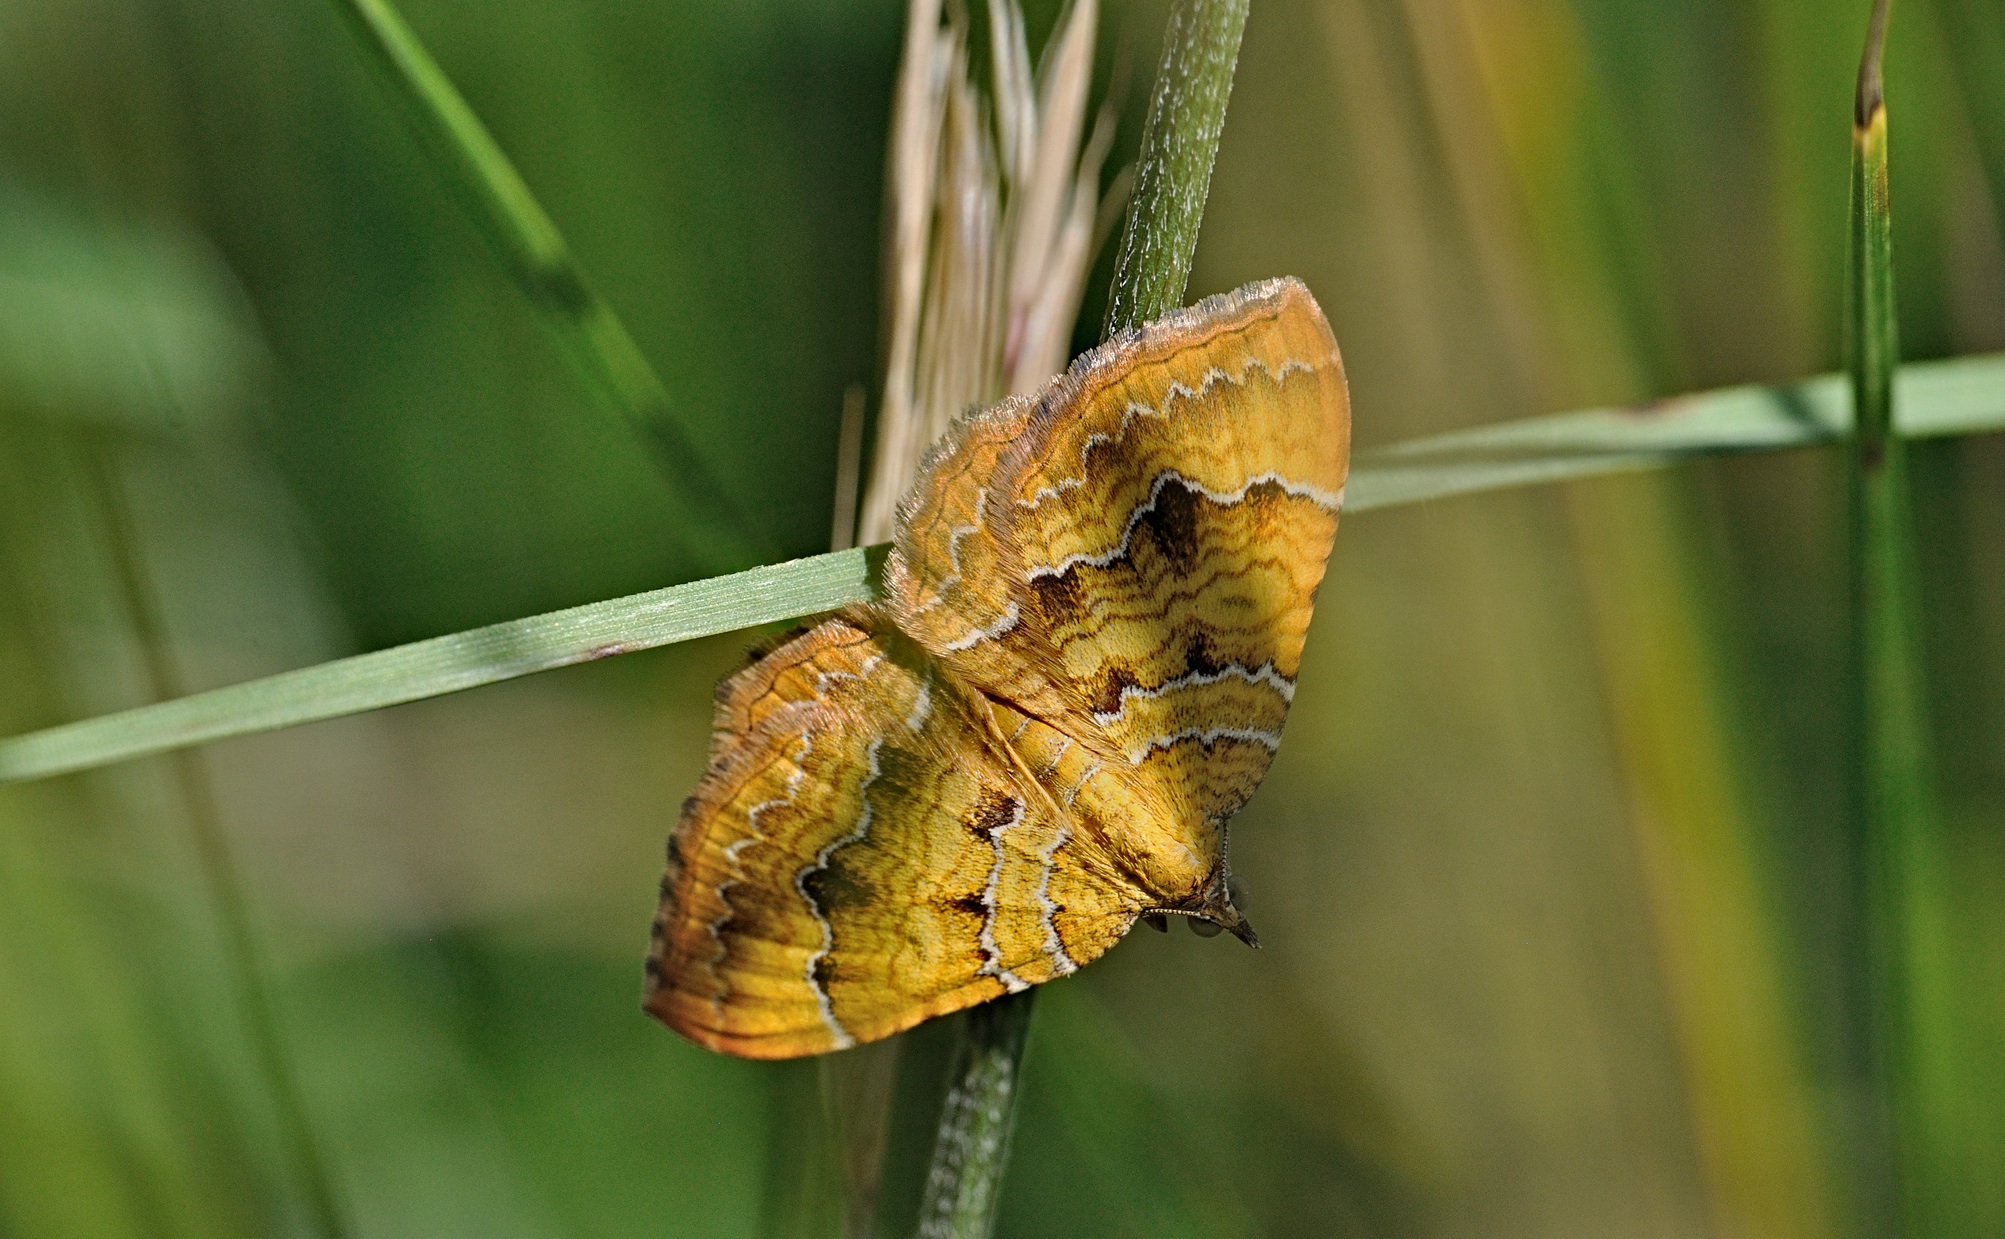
[1148,866,1260,948]
[1197,865,1261,948]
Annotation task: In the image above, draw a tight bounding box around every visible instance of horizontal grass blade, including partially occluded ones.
[0,547,883,783]
[3,352,2002,785]
[1345,354,2004,511]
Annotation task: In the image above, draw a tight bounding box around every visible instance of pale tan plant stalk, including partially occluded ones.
[854,0,1109,548]
[828,384,868,552]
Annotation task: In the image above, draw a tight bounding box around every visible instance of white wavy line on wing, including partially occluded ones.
[1125,725,1282,765]
[941,599,1021,651]
[703,735,811,1011]
[1018,354,1327,509]
[1033,824,1078,976]
[912,487,987,615]
[977,796,1032,994]
[809,652,882,701]
[905,671,934,731]
[1062,760,1103,809]
[792,736,884,1050]
[1090,661,1296,726]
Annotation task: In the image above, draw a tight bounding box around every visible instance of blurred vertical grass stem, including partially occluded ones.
[1402,5,1837,1228]
[78,443,348,1239]
[327,0,760,568]
[1845,7,1956,1229]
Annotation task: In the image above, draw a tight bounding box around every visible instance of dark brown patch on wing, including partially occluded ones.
[1139,476,1200,573]
[1090,664,1140,718]
[1183,630,1223,678]
[800,856,869,915]
[966,790,1020,841]
[949,892,987,917]
[1031,569,1087,625]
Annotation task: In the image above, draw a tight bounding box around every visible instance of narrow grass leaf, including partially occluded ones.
[1347,354,2004,511]
[2,353,2003,786]
[5,350,2004,786]
[0,547,881,784]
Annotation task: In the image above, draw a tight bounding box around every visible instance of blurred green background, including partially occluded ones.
[2,0,2002,1235]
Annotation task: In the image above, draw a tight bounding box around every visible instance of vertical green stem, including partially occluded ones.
[914,997,1036,1239]
[1846,4,1952,1229]
[914,3,1248,1235]
[80,444,349,1239]
[326,0,761,568]
[1101,0,1250,335]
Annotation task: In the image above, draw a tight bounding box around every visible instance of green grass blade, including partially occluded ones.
[921,4,1249,1235]
[1845,10,1957,1231]
[0,547,881,783]
[2,350,2003,787]
[327,0,762,568]
[1345,354,2003,512]
[11,346,2005,785]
